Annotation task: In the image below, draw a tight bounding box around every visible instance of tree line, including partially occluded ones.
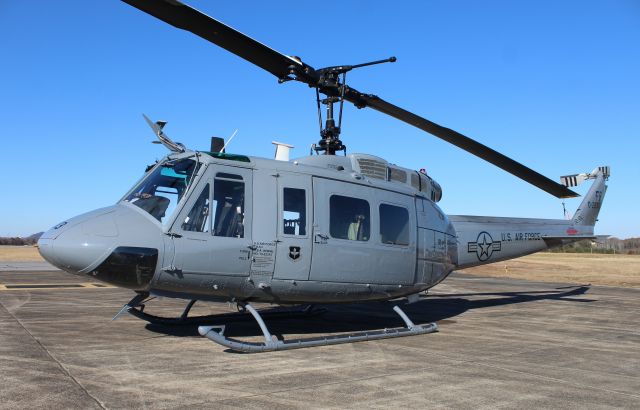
[0,232,42,246]
[550,237,640,255]
[0,237,37,246]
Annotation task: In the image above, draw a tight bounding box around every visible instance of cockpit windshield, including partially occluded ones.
[123,157,200,224]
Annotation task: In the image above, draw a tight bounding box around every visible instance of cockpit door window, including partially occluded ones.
[283,188,306,236]
[212,173,245,238]
[181,184,210,233]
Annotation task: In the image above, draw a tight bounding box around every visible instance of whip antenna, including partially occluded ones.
[221,129,238,152]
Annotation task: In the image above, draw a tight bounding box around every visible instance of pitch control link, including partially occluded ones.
[198,304,438,352]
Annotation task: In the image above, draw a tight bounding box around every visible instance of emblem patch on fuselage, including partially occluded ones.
[468,231,501,261]
[288,246,301,261]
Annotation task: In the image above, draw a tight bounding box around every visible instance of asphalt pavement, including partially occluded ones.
[1,267,638,409]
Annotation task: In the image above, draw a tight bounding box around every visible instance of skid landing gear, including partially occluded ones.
[198,303,438,353]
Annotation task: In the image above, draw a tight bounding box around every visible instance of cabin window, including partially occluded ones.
[411,172,420,190]
[212,173,245,238]
[283,188,306,236]
[181,184,210,233]
[379,204,409,246]
[419,174,430,193]
[330,195,370,241]
[388,167,407,183]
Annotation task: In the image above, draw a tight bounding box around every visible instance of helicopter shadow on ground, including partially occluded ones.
[144,285,594,340]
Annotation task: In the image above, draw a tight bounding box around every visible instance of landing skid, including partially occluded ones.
[199,303,438,353]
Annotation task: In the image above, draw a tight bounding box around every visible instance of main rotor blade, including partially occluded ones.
[121,0,303,80]
[346,92,578,198]
[122,0,577,198]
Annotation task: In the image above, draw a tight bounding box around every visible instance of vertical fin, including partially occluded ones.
[572,170,608,226]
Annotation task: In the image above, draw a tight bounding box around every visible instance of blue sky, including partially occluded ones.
[1,0,638,238]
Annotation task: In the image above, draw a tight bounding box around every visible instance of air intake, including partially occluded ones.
[355,157,387,180]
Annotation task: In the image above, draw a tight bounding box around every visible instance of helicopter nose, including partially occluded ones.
[38,211,119,274]
[38,205,163,291]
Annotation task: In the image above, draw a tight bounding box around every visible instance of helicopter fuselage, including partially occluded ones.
[39,150,458,304]
[38,149,607,305]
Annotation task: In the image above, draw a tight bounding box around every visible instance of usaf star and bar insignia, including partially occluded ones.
[468,231,502,261]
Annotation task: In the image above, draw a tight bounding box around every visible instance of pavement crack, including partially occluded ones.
[0,299,108,409]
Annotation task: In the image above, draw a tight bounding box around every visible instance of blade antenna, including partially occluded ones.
[562,200,569,220]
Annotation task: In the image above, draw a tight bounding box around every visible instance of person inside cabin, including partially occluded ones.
[347,214,366,241]
[131,192,170,222]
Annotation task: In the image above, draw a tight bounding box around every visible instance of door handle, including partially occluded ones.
[315,234,329,243]
[162,266,182,275]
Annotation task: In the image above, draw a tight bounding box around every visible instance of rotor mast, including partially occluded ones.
[313,57,396,155]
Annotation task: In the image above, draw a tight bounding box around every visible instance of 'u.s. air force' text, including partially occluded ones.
[501,232,541,242]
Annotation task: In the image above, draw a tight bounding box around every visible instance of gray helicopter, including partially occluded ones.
[37,0,609,352]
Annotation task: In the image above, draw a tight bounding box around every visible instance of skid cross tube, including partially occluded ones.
[198,303,438,352]
[127,301,325,326]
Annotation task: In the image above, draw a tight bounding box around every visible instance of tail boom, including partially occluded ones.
[451,166,608,269]
[450,216,586,269]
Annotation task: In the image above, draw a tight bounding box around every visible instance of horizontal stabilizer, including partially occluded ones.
[542,235,595,248]
[542,235,595,241]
